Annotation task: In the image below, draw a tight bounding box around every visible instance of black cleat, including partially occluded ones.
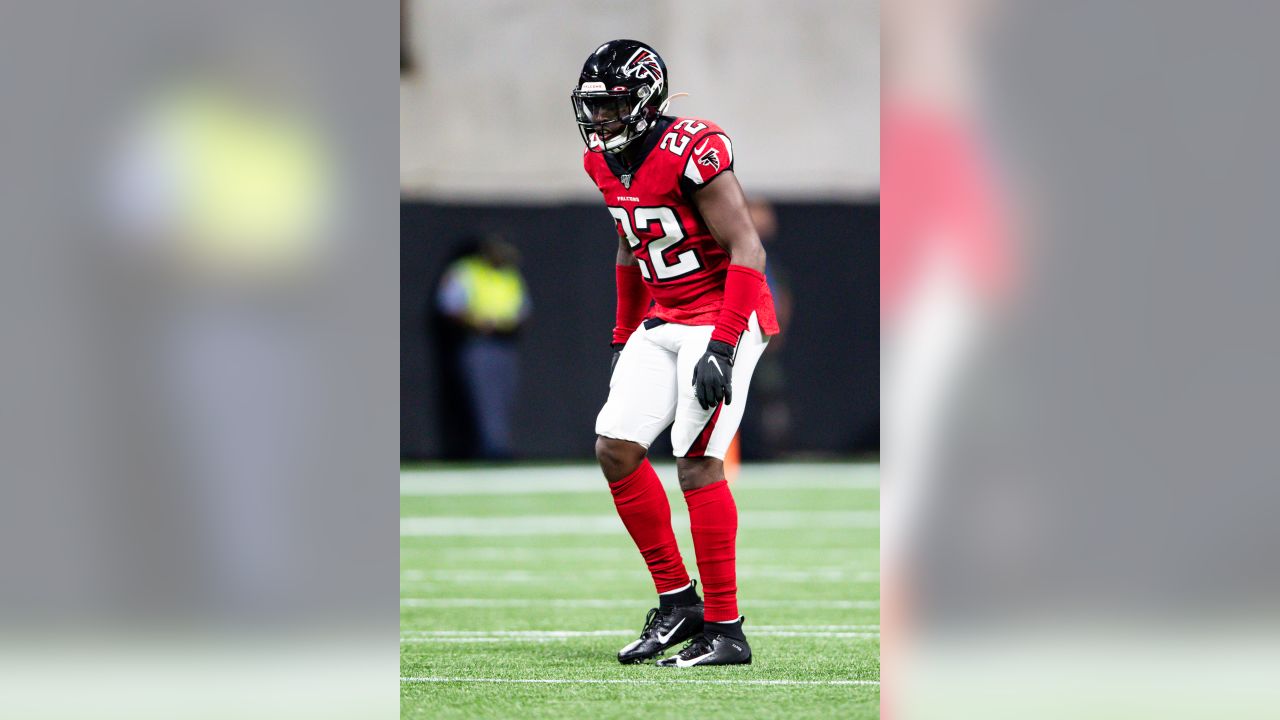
[617,599,704,664]
[656,617,752,667]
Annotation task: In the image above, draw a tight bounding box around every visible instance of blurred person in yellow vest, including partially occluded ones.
[106,75,332,286]
[437,235,532,459]
[98,62,337,613]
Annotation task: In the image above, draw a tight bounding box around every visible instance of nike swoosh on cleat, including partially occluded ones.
[675,652,714,667]
[656,618,685,644]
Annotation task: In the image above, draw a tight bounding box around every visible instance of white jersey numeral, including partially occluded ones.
[659,131,690,155]
[608,206,702,281]
[660,119,708,157]
[673,118,707,134]
[608,206,650,279]
[635,207,699,279]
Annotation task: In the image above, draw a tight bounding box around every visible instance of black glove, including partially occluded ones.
[692,340,735,410]
[611,342,625,376]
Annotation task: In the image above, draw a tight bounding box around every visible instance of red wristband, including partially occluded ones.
[710,265,765,346]
[613,264,651,345]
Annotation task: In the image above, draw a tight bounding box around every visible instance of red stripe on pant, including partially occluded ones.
[609,459,691,593]
[684,479,739,622]
[685,403,724,458]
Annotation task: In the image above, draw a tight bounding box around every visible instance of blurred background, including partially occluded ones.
[9,1,1278,717]
[398,4,882,716]
[0,2,397,718]
[400,0,881,462]
[882,2,1280,719]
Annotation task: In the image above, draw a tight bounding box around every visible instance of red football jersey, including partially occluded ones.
[584,116,780,335]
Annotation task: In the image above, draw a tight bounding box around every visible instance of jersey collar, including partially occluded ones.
[605,116,675,181]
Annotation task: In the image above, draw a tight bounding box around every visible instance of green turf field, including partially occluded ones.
[401,462,880,719]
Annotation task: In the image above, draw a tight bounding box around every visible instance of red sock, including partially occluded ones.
[683,479,739,622]
[609,459,691,593]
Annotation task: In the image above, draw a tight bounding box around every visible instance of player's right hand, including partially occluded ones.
[611,343,625,376]
[692,340,736,410]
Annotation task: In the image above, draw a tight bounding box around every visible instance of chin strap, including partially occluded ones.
[657,92,690,115]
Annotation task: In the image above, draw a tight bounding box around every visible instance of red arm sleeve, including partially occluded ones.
[613,264,651,345]
[710,265,765,346]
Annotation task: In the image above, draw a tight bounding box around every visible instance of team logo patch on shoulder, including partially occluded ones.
[697,148,721,172]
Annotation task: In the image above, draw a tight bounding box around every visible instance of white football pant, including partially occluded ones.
[596,312,769,459]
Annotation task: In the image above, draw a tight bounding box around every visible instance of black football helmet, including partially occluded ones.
[571,39,669,154]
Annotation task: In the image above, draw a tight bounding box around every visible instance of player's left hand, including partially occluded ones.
[692,340,735,409]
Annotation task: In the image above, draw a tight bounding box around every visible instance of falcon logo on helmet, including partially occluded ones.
[621,48,664,89]
[570,39,671,154]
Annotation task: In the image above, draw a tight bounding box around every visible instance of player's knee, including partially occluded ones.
[596,436,645,480]
[676,458,723,492]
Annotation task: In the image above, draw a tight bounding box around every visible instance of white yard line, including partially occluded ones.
[753,624,880,631]
[403,625,877,635]
[401,511,878,536]
[401,569,879,583]
[401,676,878,686]
[401,634,879,643]
[746,632,880,638]
[406,546,880,559]
[400,629,879,641]
[404,630,631,637]
[401,463,879,496]
[403,637,507,643]
[401,598,879,609]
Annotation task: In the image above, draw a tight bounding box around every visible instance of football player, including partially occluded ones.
[572,39,780,667]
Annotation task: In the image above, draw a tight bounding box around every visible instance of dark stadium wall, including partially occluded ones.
[401,200,879,460]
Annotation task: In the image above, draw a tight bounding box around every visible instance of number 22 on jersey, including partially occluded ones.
[658,119,708,156]
[608,206,702,281]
